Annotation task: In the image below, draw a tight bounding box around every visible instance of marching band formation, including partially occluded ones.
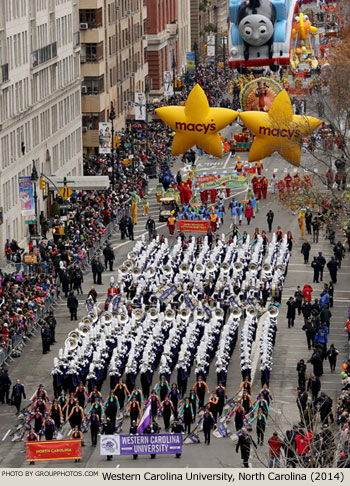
[46,231,290,439]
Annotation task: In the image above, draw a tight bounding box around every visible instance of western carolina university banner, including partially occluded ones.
[26,439,82,462]
[196,172,248,190]
[177,220,210,233]
[100,434,182,456]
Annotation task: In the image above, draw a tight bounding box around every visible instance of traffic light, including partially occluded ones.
[43,182,49,199]
[59,226,65,235]
[117,136,121,148]
[40,178,45,190]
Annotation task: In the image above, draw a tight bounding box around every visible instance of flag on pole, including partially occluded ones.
[137,402,152,434]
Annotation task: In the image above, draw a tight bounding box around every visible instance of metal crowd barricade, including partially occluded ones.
[0,205,127,366]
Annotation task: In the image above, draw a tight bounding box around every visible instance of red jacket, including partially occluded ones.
[268,436,282,456]
[295,431,312,455]
[303,284,313,302]
[244,205,254,219]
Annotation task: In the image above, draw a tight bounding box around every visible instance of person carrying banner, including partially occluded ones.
[159,395,175,431]
[70,425,83,463]
[27,427,39,465]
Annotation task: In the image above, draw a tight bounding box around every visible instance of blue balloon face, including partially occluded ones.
[238,14,274,46]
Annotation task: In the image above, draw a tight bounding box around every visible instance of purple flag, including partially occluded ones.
[137,401,151,435]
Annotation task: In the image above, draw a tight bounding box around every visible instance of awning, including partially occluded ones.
[46,176,110,191]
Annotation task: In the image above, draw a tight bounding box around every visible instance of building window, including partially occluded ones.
[79,8,103,28]
[81,42,103,63]
[81,75,104,95]
[82,110,104,130]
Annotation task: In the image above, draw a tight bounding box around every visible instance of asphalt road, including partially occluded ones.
[0,120,349,468]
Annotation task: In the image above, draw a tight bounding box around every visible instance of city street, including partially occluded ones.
[0,118,349,468]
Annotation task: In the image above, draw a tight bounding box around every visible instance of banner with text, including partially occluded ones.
[98,122,112,154]
[186,52,196,73]
[100,434,182,456]
[18,176,35,216]
[26,439,82,462]
[135,92,146,120]
[164,71,174,97]
[195,172,248,190]
[177,220,210,233]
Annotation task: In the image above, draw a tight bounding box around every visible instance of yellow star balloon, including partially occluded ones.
[156,84,238,158]
[239,89,322,166]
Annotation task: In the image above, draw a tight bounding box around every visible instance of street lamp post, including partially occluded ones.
[31,160,39,245]
[109,102,116,190]
[221,35,227,70]
[145,77,150,162]
[172,55,176,91]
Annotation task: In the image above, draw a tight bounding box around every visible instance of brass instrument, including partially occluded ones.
[120,265,129,275]
[148,267,156,277]
[65,337,78,351]
[180,308,191,321]
[128,251,137,261]
[246,305,257,318]
[207,262,216,273]
[263,263,271,273]
[102,311,113,325]
[233,261,243,271]
[268,306,279,318]
[180,263,189,274]
[119,313,128,324]
[231,307,242,319]
[221,262,230,274]
[68,329,81,340]
[149,307,159,320]
[165,309,176,322]
[214,308,224,320]
[248,262,258,273]
[195,263,205,274]
[132,308,143,321]
[79,322,91,335]
[132,267,142,277]
[271,283,276,297]
[124,259,133,270]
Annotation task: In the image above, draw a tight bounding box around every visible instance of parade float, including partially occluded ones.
[290,12,319,70]
[228,0,299,71]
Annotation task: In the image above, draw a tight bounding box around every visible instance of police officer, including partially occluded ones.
[11,379,26,414]
[46,311,57,344]
[0,368,11,404]
[41,322,52,354]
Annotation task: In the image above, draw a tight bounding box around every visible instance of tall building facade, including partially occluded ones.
[177,0,191,74]
[215,0,229,35]
[145,0,178,95]
[80,0,148,154]
[190,0,217,64]
[0,0,83,250]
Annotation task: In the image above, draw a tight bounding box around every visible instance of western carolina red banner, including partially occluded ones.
[177,220,210,233]
[26,439,82,462]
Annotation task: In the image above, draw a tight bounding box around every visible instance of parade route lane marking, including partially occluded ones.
[223,152,231,168]
[113,224,167,250]
[2,429,11,441]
